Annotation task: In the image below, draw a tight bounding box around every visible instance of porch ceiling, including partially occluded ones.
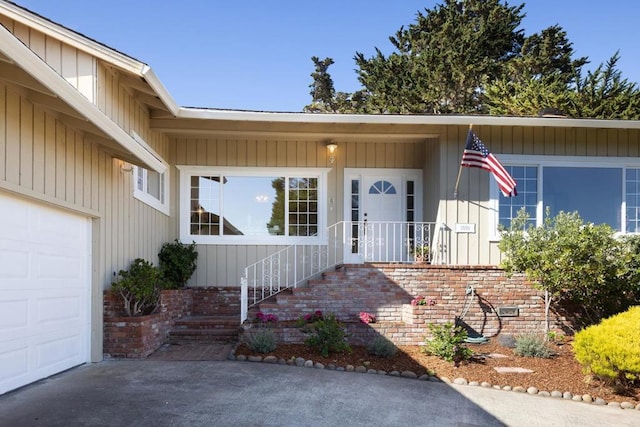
[150,117,441,142]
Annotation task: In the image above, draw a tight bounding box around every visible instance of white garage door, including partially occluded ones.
[0,192,91,395]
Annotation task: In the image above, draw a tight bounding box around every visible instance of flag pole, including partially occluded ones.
[453,124,473,198]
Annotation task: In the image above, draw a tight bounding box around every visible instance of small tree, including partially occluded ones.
[112,258,164,316]
[498,209,633,332]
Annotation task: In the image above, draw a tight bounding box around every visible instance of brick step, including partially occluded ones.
[173,315,239,329]
[190,308,241,317]
[168,328,239,342]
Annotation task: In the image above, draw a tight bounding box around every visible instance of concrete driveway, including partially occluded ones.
[1,360,639,427]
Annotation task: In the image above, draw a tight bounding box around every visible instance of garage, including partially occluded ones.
[0,192,91,395]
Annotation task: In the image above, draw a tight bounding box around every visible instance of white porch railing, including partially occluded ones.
[240,221,448,322]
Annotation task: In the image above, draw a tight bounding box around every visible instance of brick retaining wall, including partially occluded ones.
[103,287,240,358]
[254,264,573,346]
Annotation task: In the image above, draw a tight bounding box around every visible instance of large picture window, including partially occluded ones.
[491,155,640,237]
[179,167,327,244]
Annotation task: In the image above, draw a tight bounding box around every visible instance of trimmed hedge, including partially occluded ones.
[573,306,640,385]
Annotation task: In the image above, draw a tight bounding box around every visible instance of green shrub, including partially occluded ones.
[301,313,351,357]
[295,310,324,327]
[112,258,164,316]
[367,336,397,358]
[158,240,198,289]
[574,306,640,386]
[514,335,554,358]
[245,328,278,354]
[423,322,472,365]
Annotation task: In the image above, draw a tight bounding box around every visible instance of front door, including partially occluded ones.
[343,169,422,263]
[361,176,404,261]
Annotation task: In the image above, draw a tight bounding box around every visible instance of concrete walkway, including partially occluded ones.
[1,359,639,427]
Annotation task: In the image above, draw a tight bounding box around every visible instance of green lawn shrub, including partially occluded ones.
[300,313,351,357]
[423,322,472,366]
[244,328,278,354]
[514,335,554,358]
[158,240,198,289]
[367,336,397,358]
[573,306,640,387]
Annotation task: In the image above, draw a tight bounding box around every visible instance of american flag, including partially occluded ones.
[461,130,517,197]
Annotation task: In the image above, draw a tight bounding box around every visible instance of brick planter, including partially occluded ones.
[103,289,192,358]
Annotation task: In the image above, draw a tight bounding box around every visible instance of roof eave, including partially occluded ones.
[0,1,179,116]
[0,22,166,173]
[177,107,640,130]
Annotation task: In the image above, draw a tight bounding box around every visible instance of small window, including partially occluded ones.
[368,180,396,194]
[133,166,169,215]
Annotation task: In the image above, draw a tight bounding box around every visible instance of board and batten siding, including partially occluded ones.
[0,25,172,359]
[170,136,426,287]
[0,16,96,102]
[439,125,640,267]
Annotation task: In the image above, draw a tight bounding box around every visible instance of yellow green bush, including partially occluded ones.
[573,306,640,385]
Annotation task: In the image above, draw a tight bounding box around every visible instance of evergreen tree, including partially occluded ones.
[568,52,640,119]
[306,0,640,119]
[355,0,526,114]
[485,25,587,116]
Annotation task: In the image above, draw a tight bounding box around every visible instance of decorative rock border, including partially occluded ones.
[228,346,640,411]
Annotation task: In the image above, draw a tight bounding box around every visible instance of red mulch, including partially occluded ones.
[235,339,639,405]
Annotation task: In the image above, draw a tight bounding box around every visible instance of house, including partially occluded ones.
[2,1,640,394]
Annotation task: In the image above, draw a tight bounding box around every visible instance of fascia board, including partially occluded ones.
[0,1,143,74]
[0,23,166,173]
[140,65,179,116]
[0,1,178,115]
[177,107,640,130]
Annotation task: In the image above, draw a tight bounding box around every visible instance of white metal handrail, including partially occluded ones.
[240,221,447,322]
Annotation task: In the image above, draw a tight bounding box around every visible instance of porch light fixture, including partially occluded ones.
[118,159,133,173]
[326,141,338,165]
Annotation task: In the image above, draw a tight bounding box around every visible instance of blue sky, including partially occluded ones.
[12,0,640,112]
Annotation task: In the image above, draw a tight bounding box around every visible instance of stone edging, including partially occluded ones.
[228,346,640,411]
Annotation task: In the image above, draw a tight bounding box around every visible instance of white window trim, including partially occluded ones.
[177,165,330,245]
[128,132,169,216]
[489,154,640,240]
[132,165,170,216]
[343,168,424,223]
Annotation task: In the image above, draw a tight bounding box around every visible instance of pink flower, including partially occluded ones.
[359,311,376,324]
[411,296,426,306]
[411,296,435,306]
[265,314,278,322]
[255,311,277,323]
